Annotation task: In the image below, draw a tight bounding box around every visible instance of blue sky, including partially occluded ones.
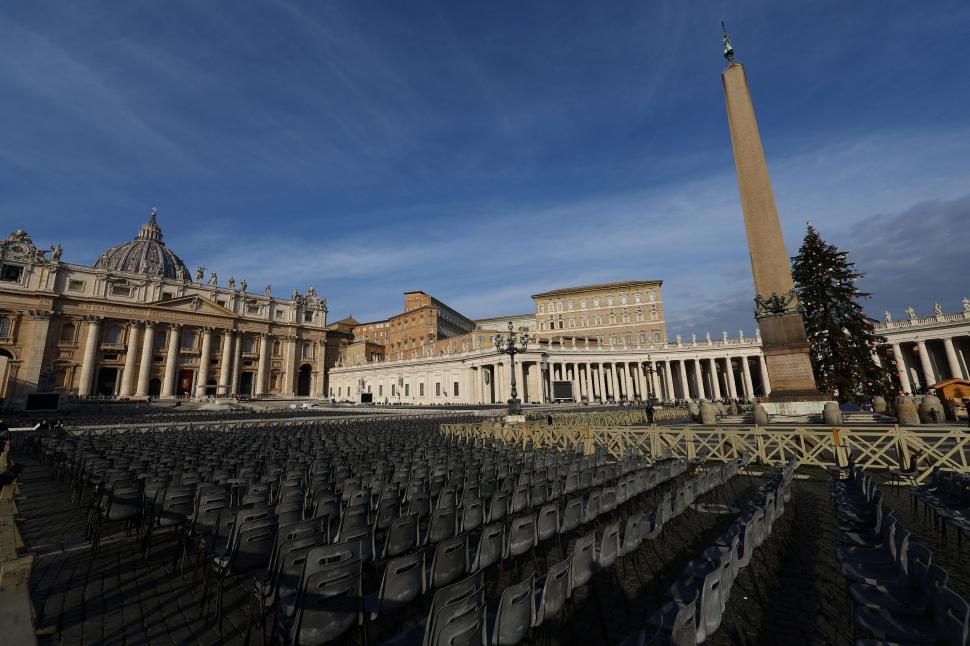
[1,1,968,337]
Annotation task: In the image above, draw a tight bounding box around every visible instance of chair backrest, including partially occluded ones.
[491,575,534,646]
[560,497,582,534]
[422,571,486,646]
[934,585,970,646]
[536,503,559,543]
[375,552,425,616]
[571,531,596,590]
[472,522,504,572]
[669,594,699,646]
[231,518,279,573]
[598,522,620,569]
[430,591,486,646]
[430,533,469,590]
[489,492,509,523]
[620,515,642,556]
[461,498,484,533]
[291,559,362,646]
[535,556,572,626]
[506,515,538,558]
[385,513,420,559]
[429,506,458,544]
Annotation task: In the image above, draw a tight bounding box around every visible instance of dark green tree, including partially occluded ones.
[791,224,895,403]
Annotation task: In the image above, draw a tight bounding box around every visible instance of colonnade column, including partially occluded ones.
[891,344,912,394]
[118,323,142,397]
[636,363,647,401]
[77,316,102,397]
[596,364,605,402]
[677,360,689,400]
[218,330,233,396]
[194,328,213,398]
[916,340,936,388]
[317,341,328,398]
[514,359,525,402]
[608,363,619,401]
[663,362,675,402]
[231,335,243,395]
[708,358,722,399]
[583,363,593,402]
[725,357,738,399]
[255,334,269,396]
[740,356,754,399]
[692,359,704,399]
[758,355,772,396]
[135,322,155,397]
[161,324,180,398]
[283,336,297,396]
[943,338,964,379]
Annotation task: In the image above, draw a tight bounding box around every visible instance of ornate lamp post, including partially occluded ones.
[493,321,535,416]
[644,354,656,403]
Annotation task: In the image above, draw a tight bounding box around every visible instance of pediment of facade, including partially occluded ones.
[148,295,236,317]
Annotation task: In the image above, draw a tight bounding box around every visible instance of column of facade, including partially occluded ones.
[758,355,772,396]
[740,356,754,399]
[317,341,328,398]
[724,357,738,399]
[230,335,243,395]
[664,359,677,401]
[582,363,591,402]
[194,328,213,398]
[217,330,233,396]
[943,337,965,379]
[596,364,605,402]
[708,358,722,399]
[135,322,156,397]
[891,343,912,394]
[77,316,102,396]
[161,324,181,398]
[283,336,297,396]
[514,358,525,402]
[915,340,936,389]
[677,360,689,400]
[635,363,646,400]
[607,363,618,401]
[255,334,270,396]
[650,365,661,400]
[119,323,142,397]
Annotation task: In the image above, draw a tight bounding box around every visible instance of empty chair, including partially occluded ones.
[287,559,363,646]
[426,507,458,545]
[560,497,583,535]
[471,523,505,573]
[533,556,572,627]
[489,575,534,646]
[506,515,538,559]
[364,552,425,621]
[381,513,420,560]
[488,492,509,524]
[510,486,530,515]
[536,503,559,544]
[597,522,621,570]
[618,515,642,559]
[571,530,597,590]
[428,533,470,590]
[460,498,485,533]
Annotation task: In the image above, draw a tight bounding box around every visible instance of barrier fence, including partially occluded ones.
[441,422,970,484]
[0,439,35,645]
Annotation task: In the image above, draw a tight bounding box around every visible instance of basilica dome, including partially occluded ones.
[94,209,190,280]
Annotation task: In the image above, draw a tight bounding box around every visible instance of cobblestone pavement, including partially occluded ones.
[17,452,875,646]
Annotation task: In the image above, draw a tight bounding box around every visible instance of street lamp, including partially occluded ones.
[493,321,535,416]
[644,354,656,403]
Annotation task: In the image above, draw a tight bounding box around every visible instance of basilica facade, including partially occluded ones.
[0,211,332,405]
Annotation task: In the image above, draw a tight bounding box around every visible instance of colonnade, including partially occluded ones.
[887,334,970,395]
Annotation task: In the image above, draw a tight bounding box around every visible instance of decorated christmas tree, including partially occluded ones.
[791,224,895,403]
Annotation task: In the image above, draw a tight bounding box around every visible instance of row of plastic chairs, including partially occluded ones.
[832,469,970,645]
[620,460,795,645]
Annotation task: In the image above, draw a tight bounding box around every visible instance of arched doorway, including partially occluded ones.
[239,372,254,396]
[148,378,161,398]
[297,364,312,396]
[206,378,217,396]
[95,367,118,396]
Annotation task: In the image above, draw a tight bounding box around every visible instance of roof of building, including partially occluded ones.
[93,209,190,280]
[531,279,663,298]
[474,314,535,323]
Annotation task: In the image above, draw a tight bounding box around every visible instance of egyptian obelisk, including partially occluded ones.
[720,25,824,401]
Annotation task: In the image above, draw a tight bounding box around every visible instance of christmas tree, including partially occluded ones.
[791,224,895,403]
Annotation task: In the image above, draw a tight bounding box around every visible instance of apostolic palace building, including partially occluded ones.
[0,212,969,408]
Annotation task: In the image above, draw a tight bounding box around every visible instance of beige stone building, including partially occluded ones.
[532,280,666,347]
[0,211,332,405]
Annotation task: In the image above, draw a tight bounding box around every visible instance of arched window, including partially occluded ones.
[243,336,256,353]
[272,340,281,356]
[60,322,75,343]
[104,323,123,344]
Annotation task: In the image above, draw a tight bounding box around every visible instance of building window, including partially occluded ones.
[379,384,383,396]
[636,312,644,322]
[647,290,656,302]
[453,381,459,396]
[302,343,312,359]
[567,301,574,310]
[634,292,642,304]
[243,336,256,353]
[181,330,197,349]
[104,324,123,345]
[67,280,85,292]
[592,297,600,307]
[581,317,588,327]
[0,264,23,283]
[609,314,616,324]
[275,310,285,320]
[0,317,11,338]
[556,302,563,312]
[625,334,632,344]
[569,318,576,328]
[622,312,630,323]
[539,322,545,331]
[610,335,618,345]
[304,311,314,323]
[620,295,628,305]
[435,382,441,396]
[653,331,662,342]
[110,284,133,297]
[246,303,260,315]
[538,304,545,313]
[594,316,602,325]
[161,292,174,301]
[405,384,410,396]
[60,322,75,343]
[639,332,647,344]
[580,299,587,309]
[607,296,614,306]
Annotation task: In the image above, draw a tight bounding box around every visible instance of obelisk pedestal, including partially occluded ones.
[722,59,825,402]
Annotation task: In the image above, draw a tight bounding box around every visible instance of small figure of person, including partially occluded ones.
[964,398,970,429]
[645,402,656,425]
[547,414,553,426]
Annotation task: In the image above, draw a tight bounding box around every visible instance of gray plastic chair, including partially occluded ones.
[428,533,469,590]
[597,521,621,570]
[364,552,425,620]
[571,530,597,590]
[471,523,505,572]
[488,575,534,646]
[533,556,572,627]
